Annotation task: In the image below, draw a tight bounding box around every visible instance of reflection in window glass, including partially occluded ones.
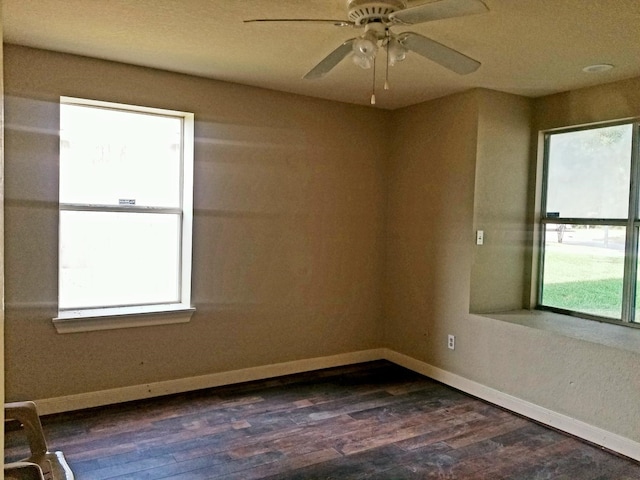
[545,125,632,219]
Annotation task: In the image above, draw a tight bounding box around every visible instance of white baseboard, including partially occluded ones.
[34,349,386,416]
[34,347,639,462]
[382,348,640,463]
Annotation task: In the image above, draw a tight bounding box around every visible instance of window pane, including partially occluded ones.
[541,224,625,319]
[60,211,181,309]
[60,104,182,207]
[545,125,632,219]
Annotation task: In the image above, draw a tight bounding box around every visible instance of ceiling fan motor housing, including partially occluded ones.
[347,0,407,25]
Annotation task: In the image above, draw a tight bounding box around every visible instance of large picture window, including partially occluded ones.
[539,122,639,325]
[56,97,194,330]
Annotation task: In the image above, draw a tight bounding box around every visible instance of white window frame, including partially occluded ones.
[538,120,640,328]
[53,97,195,333]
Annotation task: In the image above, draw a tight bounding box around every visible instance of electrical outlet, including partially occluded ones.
[448,334,455,350]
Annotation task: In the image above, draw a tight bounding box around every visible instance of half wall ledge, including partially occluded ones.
[475,309,640,354]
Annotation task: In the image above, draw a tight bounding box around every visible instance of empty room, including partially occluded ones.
[2,0,640,478]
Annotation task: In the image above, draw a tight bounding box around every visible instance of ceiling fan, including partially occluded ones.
[245,0,489,104]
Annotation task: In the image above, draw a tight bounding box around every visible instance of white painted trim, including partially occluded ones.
[382,349,640,462]
[34,349,386,415]
[33,347,639,462]
[53,306,196,333]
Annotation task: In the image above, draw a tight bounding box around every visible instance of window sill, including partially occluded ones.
[474,309,640,355]
[53,304,196,334]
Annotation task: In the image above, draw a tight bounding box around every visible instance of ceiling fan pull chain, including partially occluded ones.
[371,56,377,105]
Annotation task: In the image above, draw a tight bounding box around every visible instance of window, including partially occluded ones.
[54,97,195,332]
[539,121,639,326]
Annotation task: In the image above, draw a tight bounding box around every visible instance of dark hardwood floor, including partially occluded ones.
[5,361,640,479]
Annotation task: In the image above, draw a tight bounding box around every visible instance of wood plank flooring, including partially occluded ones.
[5,361,640,479]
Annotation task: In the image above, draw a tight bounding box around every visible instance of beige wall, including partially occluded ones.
[384,91,479,355]
[4,44,640,446]
[470,90,532,313]
[4,45,387,400]
[383,84,640,443]
[534,76,640,131]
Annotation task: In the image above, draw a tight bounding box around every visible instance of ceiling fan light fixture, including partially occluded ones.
[353,31,379,57]
[387,38,407,66]
[352,29,379,69]
[352,52,374,69]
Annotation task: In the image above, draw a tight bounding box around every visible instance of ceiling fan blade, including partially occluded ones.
[389,0,488,25]
[303,39,357,80]
[244,18,354,27]
[400,32,480,74]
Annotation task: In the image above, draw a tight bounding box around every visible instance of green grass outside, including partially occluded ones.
[542,247,624,318]
[542,278,623,318]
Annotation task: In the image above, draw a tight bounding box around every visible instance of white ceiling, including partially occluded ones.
[4,0,640,110]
